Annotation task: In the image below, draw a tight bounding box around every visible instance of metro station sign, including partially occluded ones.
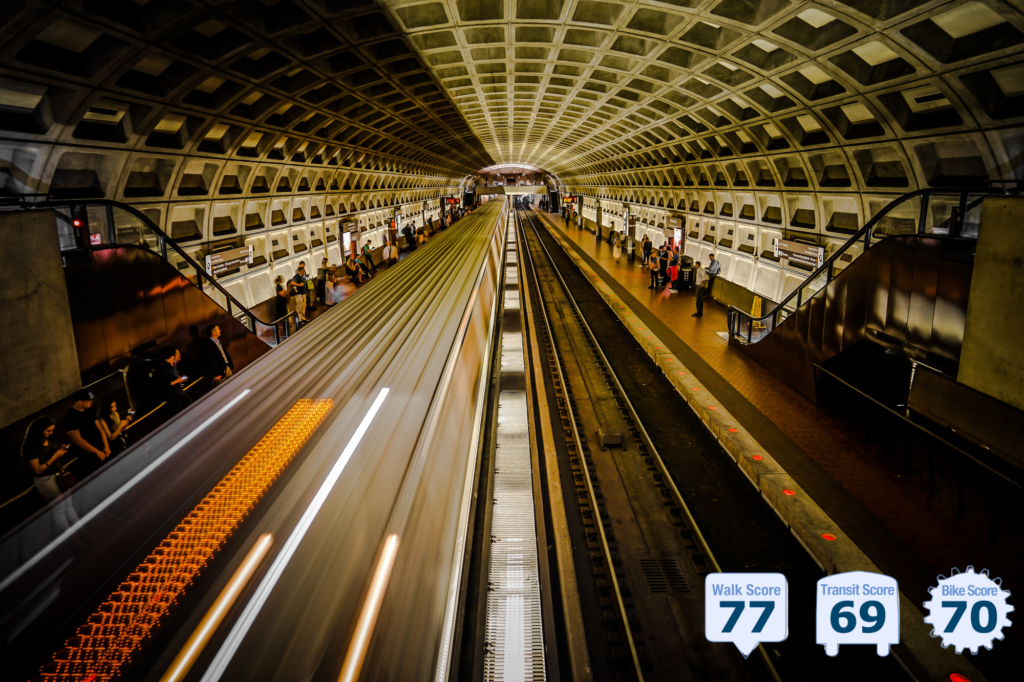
[443,197,460,205]
[562,195,580,204]
[774,238,824,268]
[666,214,684,231]
[205,245,254,278]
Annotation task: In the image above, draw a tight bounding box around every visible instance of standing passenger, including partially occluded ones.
[289,265,309,322]
[63,390,108,477]
[658,246,669,288]
[613,231,622,263]
[202,325,234,384]
[667,248,679,292]
[705,254,720,299]
[155,346,193,414]
[693,262,707,317]
[325,273,338,307]
[297,260,313,311]
[641,236,652,266]
[98,397,132,456]
[648,253,660,289]
[362,241,377,274]
[274,275,289,321]
[21,417,79,529]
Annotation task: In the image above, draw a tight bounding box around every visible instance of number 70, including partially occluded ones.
[721,601,776,633]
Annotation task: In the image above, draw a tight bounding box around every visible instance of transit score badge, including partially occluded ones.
[705,573,788,657]
[923,566,1013,654]
[816,571,899,656]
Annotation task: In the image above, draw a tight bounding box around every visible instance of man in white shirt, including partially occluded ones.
[693,262,708,317]
[705,254,721,299]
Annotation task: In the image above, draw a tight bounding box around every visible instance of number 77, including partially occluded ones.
[721,601,776,633]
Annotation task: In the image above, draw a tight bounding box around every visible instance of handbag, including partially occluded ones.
[55,465,76,491]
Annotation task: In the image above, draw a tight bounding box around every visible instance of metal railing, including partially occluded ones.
[0,195,299,345]
[726,185,1018,342]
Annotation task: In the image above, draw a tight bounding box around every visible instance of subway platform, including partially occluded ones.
[531,208,1024,663]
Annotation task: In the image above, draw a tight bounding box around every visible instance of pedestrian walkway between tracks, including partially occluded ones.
[530,209,1022,622]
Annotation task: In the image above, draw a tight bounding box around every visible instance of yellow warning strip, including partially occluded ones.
[37,399,333,682]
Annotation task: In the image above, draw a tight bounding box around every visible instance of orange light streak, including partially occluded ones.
[158,533,273,682]
[36,399,333,682]
[338,534,400,682]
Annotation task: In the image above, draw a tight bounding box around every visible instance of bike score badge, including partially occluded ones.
[924,566,1013,654]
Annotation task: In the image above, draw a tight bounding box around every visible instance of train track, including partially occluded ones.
[516,207,915,682]
[516,208,774,682]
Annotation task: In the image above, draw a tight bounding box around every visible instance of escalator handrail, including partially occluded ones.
[0,195,299,339]
[726,185,1013,336]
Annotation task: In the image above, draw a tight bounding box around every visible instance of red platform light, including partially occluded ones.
[822,533,837,541]
[783,489,796,496]
[752,455,763,461]
[728,428,738,433]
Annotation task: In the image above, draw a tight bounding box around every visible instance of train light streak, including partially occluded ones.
[200,388,390,682]
[36,400,333,682]
[338,534,400,682]
[158,533,274,682]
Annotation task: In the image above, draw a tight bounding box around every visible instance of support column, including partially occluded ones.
[0,210,81,428]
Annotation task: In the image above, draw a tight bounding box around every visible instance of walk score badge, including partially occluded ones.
[923,567,1013,654]
[705,573,788,657]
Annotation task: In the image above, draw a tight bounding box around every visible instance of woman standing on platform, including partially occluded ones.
[613,231,622,263]
[324,272,338,308]
[667,247,679,291]
[641,235,652,267]
[21,417,79,530]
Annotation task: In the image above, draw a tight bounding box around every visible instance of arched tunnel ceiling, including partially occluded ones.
[0,0,495,203]
[1,0,1023,212]
[381,0,1024,188]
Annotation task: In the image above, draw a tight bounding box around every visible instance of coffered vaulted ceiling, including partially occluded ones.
[382,0,1024,187]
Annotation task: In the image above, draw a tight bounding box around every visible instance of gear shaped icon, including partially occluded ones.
[923,566,1013,654]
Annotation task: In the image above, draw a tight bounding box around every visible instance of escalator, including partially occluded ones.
[0,198,294,535]
[727,187,1003,404]
[732,231,974,402]
[727,187,1024,528]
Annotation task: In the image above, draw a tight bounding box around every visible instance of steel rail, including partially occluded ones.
[521,209,782,682]
[515,208,645,682]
